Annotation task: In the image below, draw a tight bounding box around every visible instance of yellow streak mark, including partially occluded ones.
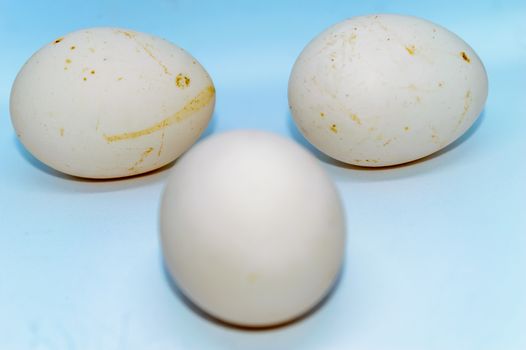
[404,126,410,131]
[70,45,76,50]
[330,124,338,133]
[351,114,362,125]
[175,73,191,88]
[320,112,325,117]
[158,131,165,157]
[405,45,416,55]
[65,59,72,64]
[59,128,64,136]
[120,31,135,38]
[128,147,154,171]
[117,30,171,75]
[456,90,472,129]
[464,90,472,114]
[460,91,472,120]
[103,86,215,142]
[460,51,471,63]
[142,44,170,75]
[117,77,124,81]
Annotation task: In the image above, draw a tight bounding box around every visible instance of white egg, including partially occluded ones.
[288,14,488,166]
[10,27,215,178]
[160,130,345,327]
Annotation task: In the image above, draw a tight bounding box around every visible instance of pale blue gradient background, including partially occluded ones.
[1,1,525,349]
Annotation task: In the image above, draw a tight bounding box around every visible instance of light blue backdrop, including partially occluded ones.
[1,1,525,349]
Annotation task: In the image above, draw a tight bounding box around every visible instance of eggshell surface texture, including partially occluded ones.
[10,28,215,178]
[161,130,345,327]
[288,14,488,167]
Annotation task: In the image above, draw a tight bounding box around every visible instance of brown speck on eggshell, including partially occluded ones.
[460,51,471,63]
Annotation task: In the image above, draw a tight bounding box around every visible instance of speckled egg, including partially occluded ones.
[161,130,345,327]
[10,27,215,178]
[288,14,488,166]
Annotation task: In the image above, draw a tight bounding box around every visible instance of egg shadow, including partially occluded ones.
[286,109,486,181]
[12,112,218,192]
[159,249,345,332]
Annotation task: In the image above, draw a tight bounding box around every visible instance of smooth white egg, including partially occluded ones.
[288,14,488,166]
[160,130,345,327]
[10,27,215,178]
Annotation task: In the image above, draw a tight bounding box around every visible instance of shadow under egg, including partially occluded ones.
[286,108,486,178]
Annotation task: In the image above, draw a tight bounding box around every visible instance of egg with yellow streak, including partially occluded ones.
[10,27,215,178]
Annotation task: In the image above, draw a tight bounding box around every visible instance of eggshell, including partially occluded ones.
[288,14,488,166]
[160,130,346,327]
[10,27,215,178]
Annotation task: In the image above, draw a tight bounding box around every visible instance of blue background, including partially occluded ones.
[1,1,525,349]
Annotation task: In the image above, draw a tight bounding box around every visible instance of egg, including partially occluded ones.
[160,130,345,327]
[288,14,488,166]
[10,27,215,178]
